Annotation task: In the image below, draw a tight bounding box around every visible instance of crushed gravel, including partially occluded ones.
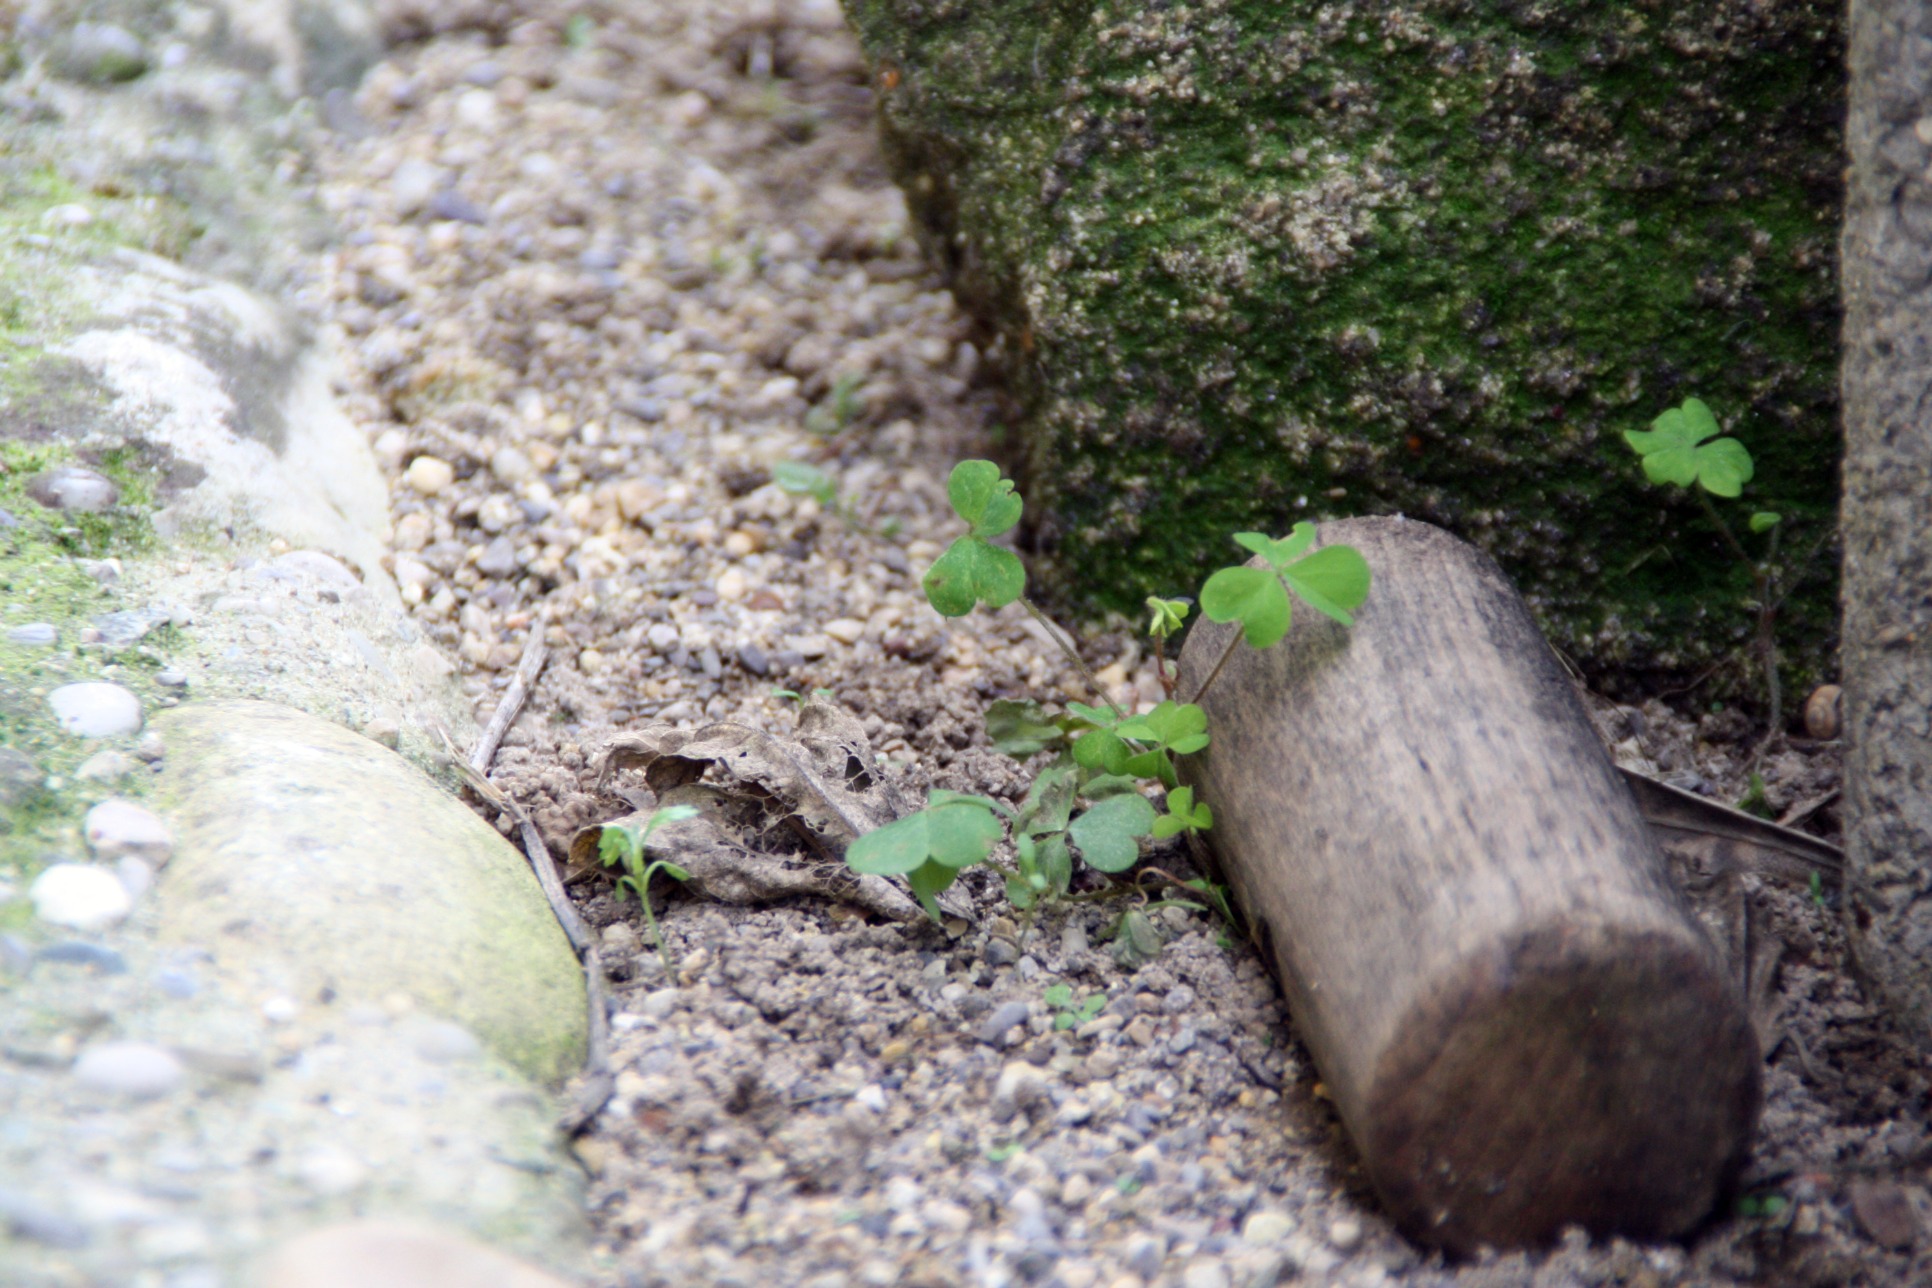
[308,2,1929,1285]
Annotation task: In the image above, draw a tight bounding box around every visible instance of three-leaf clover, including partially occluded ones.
[1199,523,1372,648]
[923,461,1026,616]
[846,790,1006,921]
[1623,397,1754,498]
[1044,984,1107,1030]
[1152,785,1213,838]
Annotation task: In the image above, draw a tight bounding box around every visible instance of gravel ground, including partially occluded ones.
[309,3,1929,1285]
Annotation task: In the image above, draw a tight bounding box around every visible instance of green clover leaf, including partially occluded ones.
[1279,544,1371,627]
[1750,511,1782,534]
[1200,564,1292,647]
[986,698,1070,758]
[923,537,1025,616]
[1068,792,1156,873]
[1152,785,1214,838]
[1623,397,1756,498]
[771,460,838,507]
[1146,596,1191,639]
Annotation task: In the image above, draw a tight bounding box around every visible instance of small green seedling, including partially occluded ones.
[805,372,868,436]
[1145,596,1191,697]
[922,461,1026,617]
[1153,786,1213,838]
[770,461,897,536]
[1809,869,1827,909]
[1624,397,1793,736]
[598,805,701,974]
[845,789,1007,920]
[1043,983,1107,1031]
[1192,523,1371,703]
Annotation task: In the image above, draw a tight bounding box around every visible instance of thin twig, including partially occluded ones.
[470,627,548,775]
[1020,597,1123,719]
[444,730,612,1135]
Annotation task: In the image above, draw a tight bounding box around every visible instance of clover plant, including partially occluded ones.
[599,804,701,973]
[842,460,1370,934]
[1624,397,1795,735]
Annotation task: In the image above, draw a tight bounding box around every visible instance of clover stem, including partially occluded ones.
[1699,492,1783,744]
[1021,597,1124,721]
[1151,635,1177,699]
[1186,628,1245,706]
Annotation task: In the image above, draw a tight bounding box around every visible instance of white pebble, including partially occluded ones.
[404,455,455,495]
[74,1041,185,1098]
[261,995,300,1024]
[294,1145,369,1196]
[823,618,866,645]
[490,445,535,484]
[74,749,137,782]
[414,1020,482,1063]
[1242,1210,1297,1246]
[48,682,144,738]
[715,567,749,601]
[1328,1217,1363,1251]
[30,863,133,930]
[85,798,174,865]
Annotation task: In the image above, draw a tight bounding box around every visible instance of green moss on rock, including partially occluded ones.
[845,0,1843,699]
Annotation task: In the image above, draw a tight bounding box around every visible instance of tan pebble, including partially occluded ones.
[255,1219,574,1288]
[393,513,432,551]
[1803,683,1842,740]
[616,479,660,521]
[824,618,866,645]
[373,429,409,469]
[579,648,606,673]
[490,446,535,485]
[391,554,434,589]
[716,568,749,601]
[403,455,454,495]
[526,441,559,471]
[1095,662,1129,687]
[1062,1173,1094,1206]
[880,1039,912,1061]
[747,588,785,612]
[362,717,401,749]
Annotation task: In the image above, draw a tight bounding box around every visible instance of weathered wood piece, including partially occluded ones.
[1177,517,1759,1254]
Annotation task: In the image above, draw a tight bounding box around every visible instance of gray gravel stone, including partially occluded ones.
[60,22,150,82]
[6,623,56,646]
[85,798,174,865]
[26,464,120,511]
[977,999,1030,1044]
[36,940,129,973]
[73,1041,186,1098]
[29,863,133,930]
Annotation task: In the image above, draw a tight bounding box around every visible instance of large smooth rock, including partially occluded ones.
[152,700,585,1084]
[844,0,1842,696]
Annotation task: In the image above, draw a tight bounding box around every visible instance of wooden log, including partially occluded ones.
[1176,516,1759,1254]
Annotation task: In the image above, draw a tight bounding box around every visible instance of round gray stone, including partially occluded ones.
[26,464,120,512]
[73,1041,186,1098]
[47,682,144,738]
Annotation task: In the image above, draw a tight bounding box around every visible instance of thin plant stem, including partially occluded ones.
[1698,492,1783,742]
[1186,628,1245,706]
[1021,597,1124,720]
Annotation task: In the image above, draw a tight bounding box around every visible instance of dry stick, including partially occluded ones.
[1019,597,1125,720]
[459,636,615,1135]
[1184,628,1245,706]
[470,628,549,776]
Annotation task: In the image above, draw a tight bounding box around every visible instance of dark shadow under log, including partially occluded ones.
[1176,517,1759,1254]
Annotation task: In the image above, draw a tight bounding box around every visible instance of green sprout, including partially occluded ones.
[1043,983,1107,1031]
[922,461,1026,617]
[598,805,701,974]
[1624,397,1794,737]
[845,789,1007,921]
[1152,786,1213,839]
[805,371,868,435]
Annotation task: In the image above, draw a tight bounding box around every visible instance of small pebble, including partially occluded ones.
[823,618,866,646]
[1242,1210,1296,1246]
[155,669,189,688]
[736,642,768,675]
[404,455,455,495]
[73,1041,186,1098]
[29,864,134,930]
[116,857,154,902]
[6,623,56,646]
[85,798,174,865]
[262,995,300,1024]
[978,999,1031,1044]
[35,940,129,973]
[1327,1218,1363,1251]
[27,464,119,512]
[61,22,149,82]
[413,1020,482,1063]
[47,682,144,738]
[74,749,138,782]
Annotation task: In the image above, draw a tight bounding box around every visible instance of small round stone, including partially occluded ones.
[977,1000,1031,1044]
[74,749,138,782]
[26,464,120,512]
[1241,1210,1297,1246]
[48,682,144,738]
[85,798,174,865]
[403,455,456,495]
[6,623,57,646]
[1327,1217,1363,1251]
[29,863,134,930]
[73,1041,185,1098]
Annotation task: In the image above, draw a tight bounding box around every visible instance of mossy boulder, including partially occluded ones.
[844,0,1843,697]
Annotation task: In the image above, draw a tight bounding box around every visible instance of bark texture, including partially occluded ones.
[1841,0,1932,1045]
[845,0,1844,700]
[1176,517,1758,1253]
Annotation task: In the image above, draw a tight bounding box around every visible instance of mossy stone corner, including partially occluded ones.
[152,700,587,1086]
[844,0,1842,699]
